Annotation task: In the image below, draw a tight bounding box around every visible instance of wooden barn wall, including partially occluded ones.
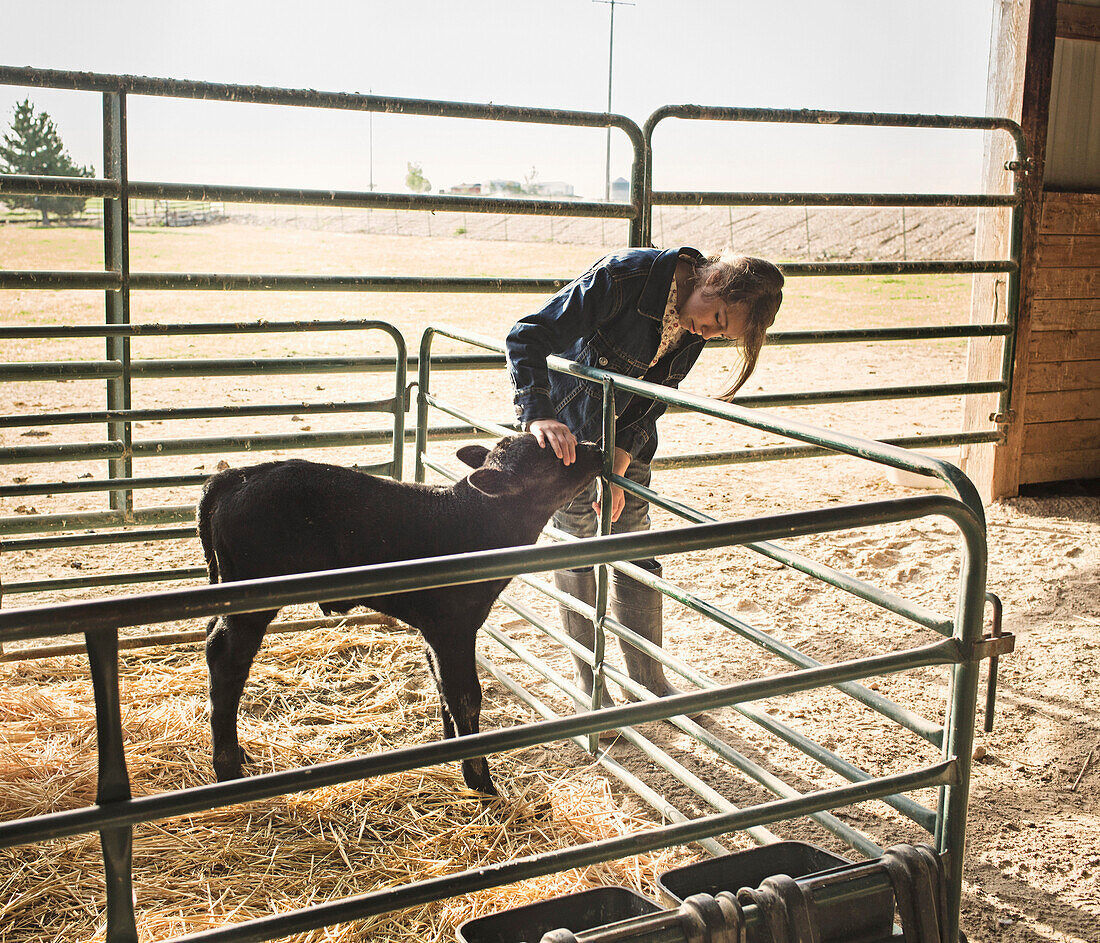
[1020,190,1100,483]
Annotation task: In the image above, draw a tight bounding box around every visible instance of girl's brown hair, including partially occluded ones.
[685,253,784,400]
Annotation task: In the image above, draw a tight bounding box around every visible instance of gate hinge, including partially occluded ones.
[989,409,1016,425]
[971,631,1015,661]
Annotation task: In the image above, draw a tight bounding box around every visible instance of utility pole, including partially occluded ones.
[594,0,634,202]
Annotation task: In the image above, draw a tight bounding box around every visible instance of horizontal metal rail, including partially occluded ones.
[1,525,197,551]
[5,566,205,595]
[652,189,1018,208]
[0,495,983,643]
[0,174,635,217]
[0,271,573,292]
[0,399,398,429]
[651,430,1003,470]
[0,428,393,464]
[0,65,647,138]
[0,318,440,338]
[0,628,963,843]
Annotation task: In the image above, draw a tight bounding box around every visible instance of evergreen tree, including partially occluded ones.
[405,161,431,194]
[0,99,95,224]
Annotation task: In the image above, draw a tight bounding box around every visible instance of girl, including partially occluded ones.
[506,247,784,707]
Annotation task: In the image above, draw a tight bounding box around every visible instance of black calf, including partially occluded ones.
[198,434,601,794]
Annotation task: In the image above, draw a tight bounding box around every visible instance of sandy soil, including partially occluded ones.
[0,224,1097,942]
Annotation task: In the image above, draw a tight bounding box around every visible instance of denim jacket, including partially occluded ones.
[506,246,706,463]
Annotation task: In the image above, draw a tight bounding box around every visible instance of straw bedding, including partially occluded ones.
[0,619,691,942]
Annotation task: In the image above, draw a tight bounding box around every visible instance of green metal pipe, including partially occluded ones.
[1,526,197,551]
[1,440,125,464]
[0,473,207,498]
[0,272,569,292]
[0,496,978,640]
[0,172,120,197]
[0,319,1003,346]
[650,431,1002,470]
[128,356,407,377]
[937,497,990,943]
[0,361,122,381]
[129,180,635,217]
[731,380,1006,408]
[141,765,958,943]
[0,66,646,142]
[644,102,1024,147]
[0,317,409,339]
[84,628,137,943]
[0,506,194,537]
[0,354,497,383]
[652,190,1018,208]
[5,567,205,595]
[0,428,395,466]
[0,642,961,844]
[0,400,397,429]
[419,393,517,439]
[1,462,391,499]
[745,260,1013,277]
[764,324,1012,344]
[0,271,121,290]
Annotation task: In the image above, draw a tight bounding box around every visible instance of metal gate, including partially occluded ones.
[0,66,1020,942]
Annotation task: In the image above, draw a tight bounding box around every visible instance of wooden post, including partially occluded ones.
[961,0,1059,501]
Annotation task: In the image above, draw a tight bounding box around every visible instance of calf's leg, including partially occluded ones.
[206,611,274,781]
[428,635,496,796]
[423,644,458,741]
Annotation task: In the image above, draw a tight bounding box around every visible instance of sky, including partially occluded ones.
[0,1,1000,201]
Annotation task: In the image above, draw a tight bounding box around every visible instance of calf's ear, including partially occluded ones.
[456,445,491,469]
[467,468,520,497]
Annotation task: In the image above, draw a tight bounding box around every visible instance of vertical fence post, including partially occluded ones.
[588,379,618,751]
[936,505,988,943]
[415,328,434,483]
[85,628,138,943]
[390,329,407,481]
[102,91,132,517]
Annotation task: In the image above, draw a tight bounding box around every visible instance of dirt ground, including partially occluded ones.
[0,223,1097,942]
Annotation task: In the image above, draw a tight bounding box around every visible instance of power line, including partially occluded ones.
[594,0,634,202]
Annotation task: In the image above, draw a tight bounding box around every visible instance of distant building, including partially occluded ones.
[610,177,630,202]
[527,180,575,198]
[479,179,578,199]
[445,183,482,195]
[483,179,525,196]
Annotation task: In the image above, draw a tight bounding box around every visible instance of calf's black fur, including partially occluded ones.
[198,434,601,794]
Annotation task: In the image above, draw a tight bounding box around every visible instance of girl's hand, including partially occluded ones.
[527,418,576,465]
[594,480,626,523]
[593,447,632,523]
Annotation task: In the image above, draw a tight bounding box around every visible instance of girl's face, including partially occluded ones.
[677,290,751,341]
